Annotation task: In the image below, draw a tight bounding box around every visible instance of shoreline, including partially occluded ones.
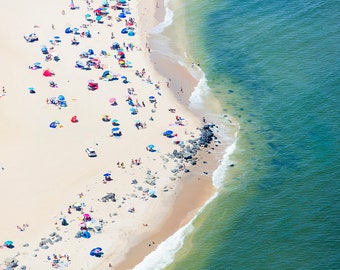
[113,1,239,269]
[0,0,237,269]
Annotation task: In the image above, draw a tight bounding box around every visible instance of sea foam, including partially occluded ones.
[150,0,174,34]
[189,73,210,110]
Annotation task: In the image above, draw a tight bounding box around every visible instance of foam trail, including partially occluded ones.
[133,133,238,269]
[189,73,210,110]
[150,0,174,34]
[212,131,238,189]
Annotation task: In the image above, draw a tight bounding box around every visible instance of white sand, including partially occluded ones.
[0,0,221,269]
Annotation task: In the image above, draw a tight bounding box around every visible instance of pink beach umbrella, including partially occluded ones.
[109,97,116,104]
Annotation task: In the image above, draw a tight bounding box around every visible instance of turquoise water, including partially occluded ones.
[135,0,340,269]
[166,0,340,269]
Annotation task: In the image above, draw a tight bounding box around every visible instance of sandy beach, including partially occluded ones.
[0,0,227,269]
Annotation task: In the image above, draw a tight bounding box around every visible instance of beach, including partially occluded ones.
[0,0,230,269]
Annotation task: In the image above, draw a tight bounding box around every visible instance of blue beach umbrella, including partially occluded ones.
[4,240,13,246]
[148,144,155,149]
[90,247,103,257]
[128,31,135,36]
[58,95,65,101]
[96,15,102,21]
[121,28,128,34]
[163,130,173,136]
[118,12,126,18]
[103,172,111,177]
[111,127,120,132]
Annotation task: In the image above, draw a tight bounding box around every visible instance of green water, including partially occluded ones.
[163,0,340,269]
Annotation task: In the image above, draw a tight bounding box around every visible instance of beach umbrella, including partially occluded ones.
[85,13,91,18]
[96,15,102,21]
[65,27,73,34]
[103,172,111,177]
[128,31,135,36]
[43,69,54,77]
[121,28,128,34]
[28,87,35,94]
[71,116,78,123]
[109,97,116,104]
[148,144,155,149]
[82,231,91,238]
[90,247,103,257]
[112,119,119,123]
[111,127,120,132]
[73,202,82,208]
[163,130,173,136]
[49,121,57,128]
[58,95,65,101]
[118,12,126,18]
[4,241,13,246]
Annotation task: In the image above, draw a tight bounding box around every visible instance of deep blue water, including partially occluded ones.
[164,0,340,269]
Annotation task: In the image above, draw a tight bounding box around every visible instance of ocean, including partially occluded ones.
[134,0,340,269]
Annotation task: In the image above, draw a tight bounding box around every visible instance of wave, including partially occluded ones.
[133,131,238,269]
[212,131,238,189]
[150,0,174,34]
[188,73,210,110]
